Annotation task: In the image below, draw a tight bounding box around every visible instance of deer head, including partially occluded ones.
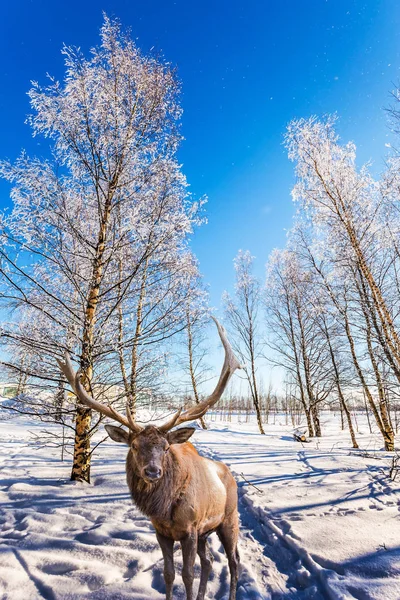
[104,424,196,483]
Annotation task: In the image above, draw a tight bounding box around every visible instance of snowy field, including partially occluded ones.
[0,413,399,600]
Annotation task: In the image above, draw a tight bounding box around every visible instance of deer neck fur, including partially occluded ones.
[125,444,191,522]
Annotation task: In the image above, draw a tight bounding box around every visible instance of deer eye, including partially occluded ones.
[165,446,170,453]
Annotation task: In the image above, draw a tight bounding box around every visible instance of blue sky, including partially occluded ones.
[1,1,400,384]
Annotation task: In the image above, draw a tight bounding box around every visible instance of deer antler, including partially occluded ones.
[159,317,242,432]
[56,353,143,434]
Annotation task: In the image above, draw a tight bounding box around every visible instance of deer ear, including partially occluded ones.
[105,425,130,444]
[166,427,196,445]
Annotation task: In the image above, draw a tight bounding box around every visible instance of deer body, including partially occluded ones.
[107,424,239,600]
[58,318,241,600]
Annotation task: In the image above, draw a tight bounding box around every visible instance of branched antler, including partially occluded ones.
[159,317,242,432]
[56,353,143,433]
[57,318,240,435]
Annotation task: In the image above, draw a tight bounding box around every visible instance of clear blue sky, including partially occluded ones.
[1,1,399,315]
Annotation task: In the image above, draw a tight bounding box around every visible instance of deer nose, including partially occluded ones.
[144,466,162,480]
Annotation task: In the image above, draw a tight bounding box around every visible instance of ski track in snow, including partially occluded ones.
[198,426,400,600]
[0,417,400,599]
[200,444,325,600]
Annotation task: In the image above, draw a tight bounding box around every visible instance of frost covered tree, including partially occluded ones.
[296,224,395,450]
[223,250,265,434]
[0,16,203,481]
[114,249,203,420]
[266,115,399,450]
[286,117,400,387]
[265,247,332,437]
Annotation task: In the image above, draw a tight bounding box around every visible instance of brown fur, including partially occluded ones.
[106,424,239,600]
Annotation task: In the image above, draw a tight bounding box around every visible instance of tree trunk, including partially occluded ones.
[364,390,373,434]
[285,298,313,436]
[305,407,314,438]
[16,354,28,396]
[249,368,265,435]
[365,328,395,451]
[245,304,265,434]
[338,388,358,449]
[295,299,318,436]
[340,404,345,430]
[343,312,391,448]
[117,258,135,413]
[71,404,92,482]
[71,193,113,482]
[311,404,322,437]
[324,324,358,448]
[129,257,149,418]
[253,396,265,434]
[54,378,65,423]
[355,274,395,451]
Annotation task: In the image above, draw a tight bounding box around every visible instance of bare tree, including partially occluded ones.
[224,251,265,434]
[0,16,203,481]
[265,248,332,437]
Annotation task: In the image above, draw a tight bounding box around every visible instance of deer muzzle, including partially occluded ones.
[144,465,162,482]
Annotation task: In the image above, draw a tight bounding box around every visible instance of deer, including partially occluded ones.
[57,318,241,600]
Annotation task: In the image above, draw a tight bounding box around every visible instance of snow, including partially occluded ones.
[0,413,399,599]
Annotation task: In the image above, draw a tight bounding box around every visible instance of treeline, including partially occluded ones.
[196,391,400,436]
[218,109,400,451]
[264,113,400,451]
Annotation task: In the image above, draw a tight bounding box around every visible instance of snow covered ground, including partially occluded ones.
[0,413,399,599]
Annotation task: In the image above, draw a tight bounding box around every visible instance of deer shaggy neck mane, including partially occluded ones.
[126,437,190,521]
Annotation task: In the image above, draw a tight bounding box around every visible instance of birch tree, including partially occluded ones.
[265,248,332,437]
[223,251,265,434]
[281,118,398,449]
[285,116,400,386]
[0,16,203,481]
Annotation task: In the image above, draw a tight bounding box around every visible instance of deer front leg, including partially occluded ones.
[196,536,213,600]
[181,530,198,600]
[156,531,175,600]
